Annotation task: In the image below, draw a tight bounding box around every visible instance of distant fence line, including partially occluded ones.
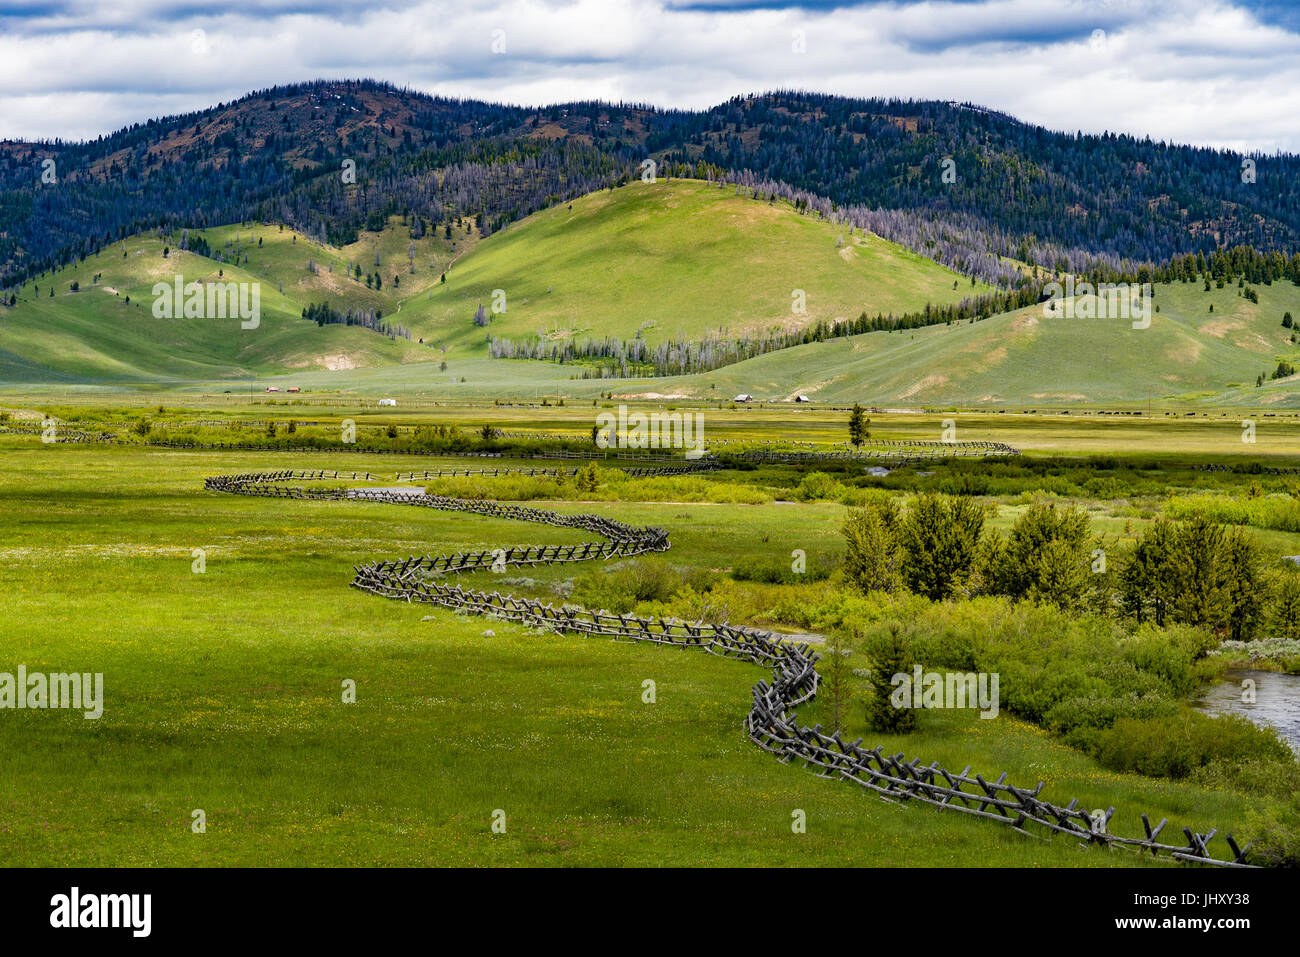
[736,440,1019,466]
[205,467,1254,868]
[1194,463,1300,476]
[137,438,725,468]
[0,424,115,443]
[393,463,715,480]
[7,423,1023,467]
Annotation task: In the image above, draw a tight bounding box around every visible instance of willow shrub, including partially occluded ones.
[1166,492,1300,533]
[1093,711,1292,780]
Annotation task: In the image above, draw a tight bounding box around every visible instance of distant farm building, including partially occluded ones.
[265,387,279,393]
[286,386,300,393]
[795,395,812,403]
[734,394,753,403]
[378,398,397,407]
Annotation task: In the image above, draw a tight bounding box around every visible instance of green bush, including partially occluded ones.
[1243,803,1300,867]
[571,560,716,615]
[731,551,836,584]
[841,498,902,594]
[792,471,842,501]
[897,492,984,600]
[1167,493,1300,533]
[1092,711,1291,779]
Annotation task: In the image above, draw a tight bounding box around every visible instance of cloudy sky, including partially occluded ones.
[2,0,1298,152]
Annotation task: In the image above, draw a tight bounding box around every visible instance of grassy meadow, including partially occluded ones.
[3,401,1300,867]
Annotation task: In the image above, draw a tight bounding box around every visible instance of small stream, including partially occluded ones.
[1195,669,1300,752]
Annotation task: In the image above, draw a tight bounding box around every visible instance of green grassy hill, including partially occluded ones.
[4,177,1299,406]
[395,179,989,354]
[0,180,983,384]
[598,277,1300,407]
[0,232,436,384]
[224,277,1300,408]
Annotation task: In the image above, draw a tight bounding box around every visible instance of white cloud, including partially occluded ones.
[0,0,1296,152]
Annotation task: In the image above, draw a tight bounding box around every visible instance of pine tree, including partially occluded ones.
[866,624,915,734]
[575,461,600,492]
[823,632,853,734]
[897,493,985,600]
[848,403,869,446]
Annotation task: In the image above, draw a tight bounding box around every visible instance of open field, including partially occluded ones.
[3,404,1299,867]
[8,396,1300,460]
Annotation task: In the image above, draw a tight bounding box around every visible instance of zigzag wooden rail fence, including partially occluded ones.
[0,423,115,443]
[206,467,1256,868]
[736,441,1019,466]
[1193,463,1300,476]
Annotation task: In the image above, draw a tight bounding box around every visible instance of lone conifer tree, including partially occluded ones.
[824,631,853,734]
[848,403,869,447]
[866,623,915,734]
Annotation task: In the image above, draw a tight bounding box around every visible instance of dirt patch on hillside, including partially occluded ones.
[1201,317,1243,339]
[901,374,948,398]
[1165,337,1203,364]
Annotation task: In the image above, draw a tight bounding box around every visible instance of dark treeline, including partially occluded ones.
[4,81,1299,293]
[301,300,410,340]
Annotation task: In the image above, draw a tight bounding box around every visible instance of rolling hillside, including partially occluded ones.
[397,179,989,354]
[3,177,1298,404]
[0,180,984,383]
[0,234,433,383]
[606,277,1300,407]
[220,272,1300,407]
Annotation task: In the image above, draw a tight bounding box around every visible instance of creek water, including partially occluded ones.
[1195,669,1300,752]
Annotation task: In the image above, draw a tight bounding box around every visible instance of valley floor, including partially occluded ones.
[2,416,1292,866]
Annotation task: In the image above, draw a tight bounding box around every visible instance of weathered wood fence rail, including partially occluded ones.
[738,441,1019,466]
[393,463,714,480]
[1193,463,1300,476]
[205,468,1255,868]
[0,424,115,443]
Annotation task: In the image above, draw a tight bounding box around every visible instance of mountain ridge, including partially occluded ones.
[5,79,1299,290]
